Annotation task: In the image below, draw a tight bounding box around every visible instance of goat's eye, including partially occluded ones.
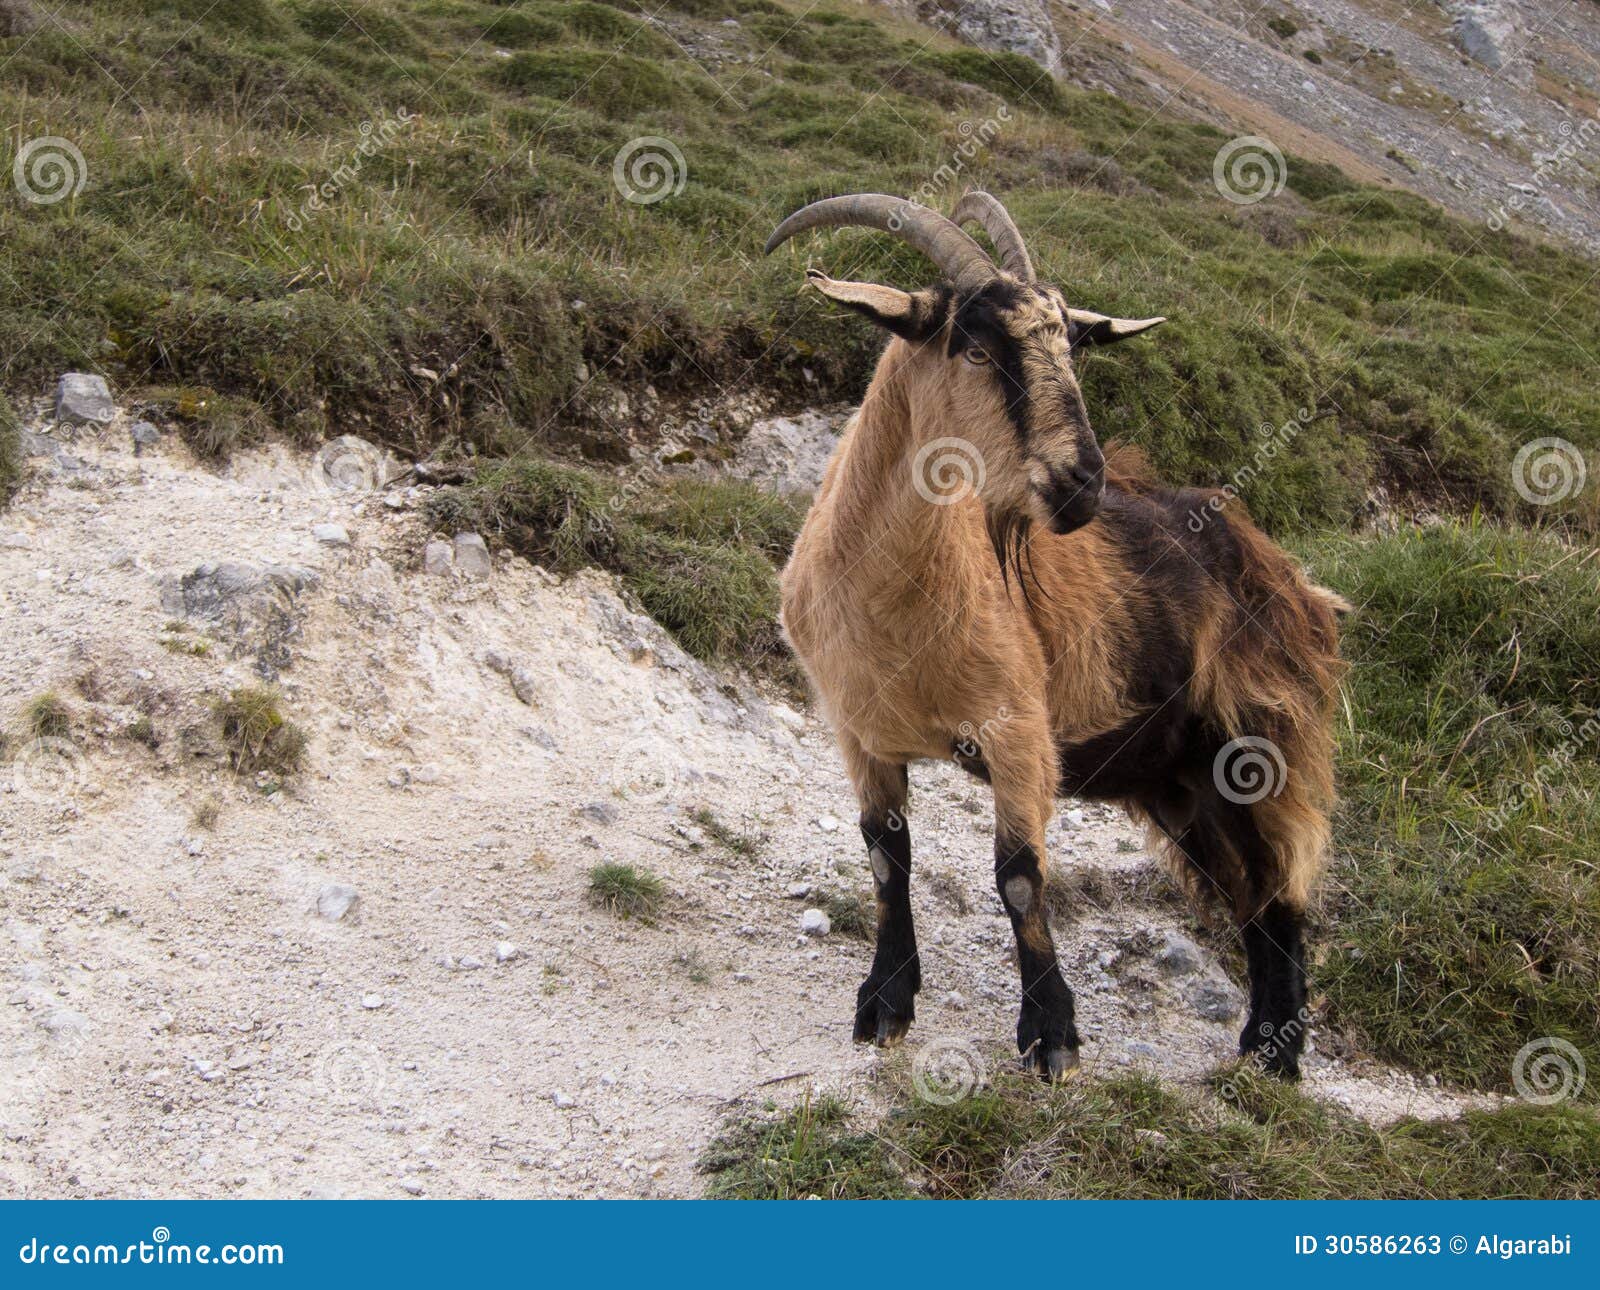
[963,347,990,366]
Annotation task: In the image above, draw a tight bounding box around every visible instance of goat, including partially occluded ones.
[766,192,1348,1079]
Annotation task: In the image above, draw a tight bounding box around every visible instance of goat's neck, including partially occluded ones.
[827,345,970,576]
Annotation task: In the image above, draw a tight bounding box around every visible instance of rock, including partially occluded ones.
[1189,979,1243,1023]
[0,532,30,549]
[551,1091,576,1109]
[458,956,485,971]
[39,1007,89,1043]
[129,420,161,453]
[769,703,806,733]
[1155,932,1203,976]
[184,838,205,857]
[816,814,840,833]
[423,540,453,576]
[159,561,319,680]
[1063,807,1086,827]
[398,1179,424,1196]
[494,941,520,963]
[411,764,441,786]
[578,802,620,826]
[1451,2,1524,76]
[800,908,831,936]
[53,373,116,427]
[312,523,350,547]
[785,882,811,899]
[452,532,492,579]
[316,883,360,921]
[897,0,1062,75]
[724,409,848,495]
[360,993,385,1010]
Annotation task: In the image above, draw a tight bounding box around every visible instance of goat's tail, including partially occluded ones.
[1189,510,1349,914]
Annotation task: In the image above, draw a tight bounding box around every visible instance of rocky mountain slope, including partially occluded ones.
[889,0,1600,253]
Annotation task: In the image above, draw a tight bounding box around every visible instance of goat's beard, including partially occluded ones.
[985,508,1046,609]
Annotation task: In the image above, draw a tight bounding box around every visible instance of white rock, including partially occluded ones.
[800,908,831,937]
[816,814,840,833]
[494,941,520,963]
[551,1091,576,1109]
[316,883,360,921]
[423,540,453,575]
[360,993,385,1010]
[312,523,350,547]
[785,882,811,898]
[453,532,492,578]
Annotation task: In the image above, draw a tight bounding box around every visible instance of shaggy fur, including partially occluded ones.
[780,275,1346,1078]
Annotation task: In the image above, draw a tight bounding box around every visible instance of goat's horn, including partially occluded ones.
[951,190,1034,281]
[764,193,995,295]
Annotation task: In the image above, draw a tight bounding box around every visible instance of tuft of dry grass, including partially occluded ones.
[213,685,307,776]
[588,862,667,923]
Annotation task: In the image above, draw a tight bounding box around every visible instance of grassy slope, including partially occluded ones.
[701,1065,1600,1200]
[0,0,1596,530]
[3,0,1597,1156]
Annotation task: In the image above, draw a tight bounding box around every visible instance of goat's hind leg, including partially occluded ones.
[841,737,919,1046]
[1159,796,1308,1078]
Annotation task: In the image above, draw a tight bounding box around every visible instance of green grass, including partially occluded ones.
[1304,521,1600,1092]
[0,0,1595,534]
[427,452,801,664]
[0,391,21,508]
[701,1064,1600,1199]
[20,691,72,740]
[690,806,764,859]
[588,861,667,922]
[213,684,308,776]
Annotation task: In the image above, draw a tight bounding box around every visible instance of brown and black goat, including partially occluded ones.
[767,192,1348,1079]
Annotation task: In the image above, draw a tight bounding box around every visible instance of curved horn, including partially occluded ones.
[951,190,1034,280]
[764,193,995,295]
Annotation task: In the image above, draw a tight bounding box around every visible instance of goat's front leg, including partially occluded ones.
[840,735,919,1046]
[987,716,1079,1079]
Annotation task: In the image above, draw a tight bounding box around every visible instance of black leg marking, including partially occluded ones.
[995,836,1079,1079]
[1240,900,1307,1078]
[854,807,920,1046]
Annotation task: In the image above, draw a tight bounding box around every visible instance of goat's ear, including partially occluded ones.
[1066,309,1167,348]
[806,269,949,342]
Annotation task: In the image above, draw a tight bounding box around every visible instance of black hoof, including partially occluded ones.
[1017,1007,1079,1082]
[1240,1018,1302,1079]
[854,973,916,1047]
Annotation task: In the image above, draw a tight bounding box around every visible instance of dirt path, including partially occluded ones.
[1,414,1491,1198]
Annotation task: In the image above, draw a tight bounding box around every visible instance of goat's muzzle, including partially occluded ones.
[1037,462,1104,534]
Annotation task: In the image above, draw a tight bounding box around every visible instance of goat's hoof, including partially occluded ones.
[1239,1026,1302,1080]
[1020,1043,1080,1083]
[853,976,915,1047]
